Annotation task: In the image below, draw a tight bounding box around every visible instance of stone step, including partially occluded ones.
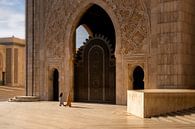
[9,96,40,102]
[14,96,39,99]
[158,116,175,123]
[183,115,195,121]
[150,117,160,121]
[165,116,190,124]
[173,112,195,122]
[150,108,195,124]
[168,112,195,124]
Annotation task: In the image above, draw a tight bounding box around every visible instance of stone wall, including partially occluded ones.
[5,45,25,87]
[179,0,195,88]
[0,45,6,83]
[150,0,195,89]
[6,48,12,84]
[26,0,34,95]
[17,45,26,87]
[0,41,25,87]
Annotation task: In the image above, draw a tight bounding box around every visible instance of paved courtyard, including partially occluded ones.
[0,101,194,129]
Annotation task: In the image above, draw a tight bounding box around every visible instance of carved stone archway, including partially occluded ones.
[63,0,150,105]
[64,0,122,104]
[26,0,150,104]
[43,0,150,105]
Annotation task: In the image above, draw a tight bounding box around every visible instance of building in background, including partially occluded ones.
[0,37,25,87]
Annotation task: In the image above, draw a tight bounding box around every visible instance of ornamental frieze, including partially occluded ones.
[43,0,150,57]
[104,0,150,55]
[44,0,79,58]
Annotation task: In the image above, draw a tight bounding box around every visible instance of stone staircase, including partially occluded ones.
[150,107,195,124]
[0,86,25,101]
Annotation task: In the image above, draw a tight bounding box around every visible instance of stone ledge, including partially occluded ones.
[127,89,195,118]
[9,96,40,102]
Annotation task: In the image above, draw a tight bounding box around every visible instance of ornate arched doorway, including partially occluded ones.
[74,4,116,104]
[53,69,59,101]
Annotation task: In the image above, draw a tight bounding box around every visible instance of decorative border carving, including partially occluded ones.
[43,0,150,57]
[44,0,79,58]
[104,0,150,55]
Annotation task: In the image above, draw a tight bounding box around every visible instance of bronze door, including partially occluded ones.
[89,46,104,101]
[74,34,115,104]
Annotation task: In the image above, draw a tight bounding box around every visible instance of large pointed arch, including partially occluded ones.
[65,0,121,53]
[64,0,122,104]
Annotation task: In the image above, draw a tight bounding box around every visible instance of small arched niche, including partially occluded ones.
[133,66,144,90]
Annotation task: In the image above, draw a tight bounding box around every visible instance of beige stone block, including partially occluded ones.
[160,22,181,33]
[170,33,180,43]
[180,1,195,14]
[173,75,178,85]
[127,90,144,117]
[177,74,186,86]
[127,90,195,118]
[175,64,181,74]
[151,0,160,10]
[161,66,165,74]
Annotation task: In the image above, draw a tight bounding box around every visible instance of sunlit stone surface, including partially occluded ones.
[0,102,195,129]
[127,90,195,118]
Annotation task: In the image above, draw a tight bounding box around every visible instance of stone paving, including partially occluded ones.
[0,101,194,129]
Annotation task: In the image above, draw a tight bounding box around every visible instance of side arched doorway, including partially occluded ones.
[53,69,59,101]
[133,66,144,90]
[74,4,116,104]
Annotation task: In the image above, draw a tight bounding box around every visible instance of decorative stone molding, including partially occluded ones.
[43,0,150,58]
[104,0,150,55]
[44,0,78,58]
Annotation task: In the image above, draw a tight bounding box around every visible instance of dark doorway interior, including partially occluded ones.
[53,69,59,101]
[133,66,144,89]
